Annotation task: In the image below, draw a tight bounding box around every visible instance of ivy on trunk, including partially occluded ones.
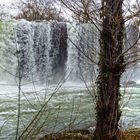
[94,0,125,140]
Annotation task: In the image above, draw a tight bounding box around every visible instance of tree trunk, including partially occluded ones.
[94,0,125,140]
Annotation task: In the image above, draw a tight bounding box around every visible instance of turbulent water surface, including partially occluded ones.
[0,20,139,139]
[0,82,140,140]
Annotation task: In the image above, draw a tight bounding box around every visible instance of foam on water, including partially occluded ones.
[0,20,139,139]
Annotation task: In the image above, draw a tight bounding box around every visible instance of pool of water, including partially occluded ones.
[0,81,140,140]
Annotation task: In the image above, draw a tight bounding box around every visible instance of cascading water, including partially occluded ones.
[14,20,68,84]
[0,20,139,84]
[16,21,35,80]
[67,23,99,82]
[32,22,49,82]
[2,20,99,84]
[47,22,67,83]
[122,25,140,83]
[0,20,140,140]
[0,21,17,81]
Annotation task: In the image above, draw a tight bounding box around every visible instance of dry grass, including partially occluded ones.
[38,128,140,140]
[123,128,140,140]
[38,129,94,140]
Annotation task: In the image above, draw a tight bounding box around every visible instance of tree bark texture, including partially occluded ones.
[94,0,125,140]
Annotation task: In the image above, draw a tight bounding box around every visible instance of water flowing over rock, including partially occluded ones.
[32,21,67,83]
[122,25,140,83]
[15,20,99,84]
[0,20,139,84]
[16,21,35,80]
[15,20,68,83]
[67,23,99,82]
[124,25,139,64]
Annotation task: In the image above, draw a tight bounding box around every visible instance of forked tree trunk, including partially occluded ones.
[94,0,125,140]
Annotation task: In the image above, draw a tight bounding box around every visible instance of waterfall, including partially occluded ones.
[121,25,140,83]
[66,23,99,82]
[32,21,67,83]
[15,21,98,84]
[32,22,50,82]
[15,20,68,83]
[0,21,17,81]
[124,25,139,64]
[0,20,139,84]
[16,20,35,80]
[47,22,67,83]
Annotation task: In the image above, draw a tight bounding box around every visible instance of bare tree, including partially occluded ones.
[14,0,65,21]
[60,0,100,23]
[60,0,140,140]
[94,0,125,139]
[132,0,140,26]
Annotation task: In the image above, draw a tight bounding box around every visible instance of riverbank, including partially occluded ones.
[38,128,140,140]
